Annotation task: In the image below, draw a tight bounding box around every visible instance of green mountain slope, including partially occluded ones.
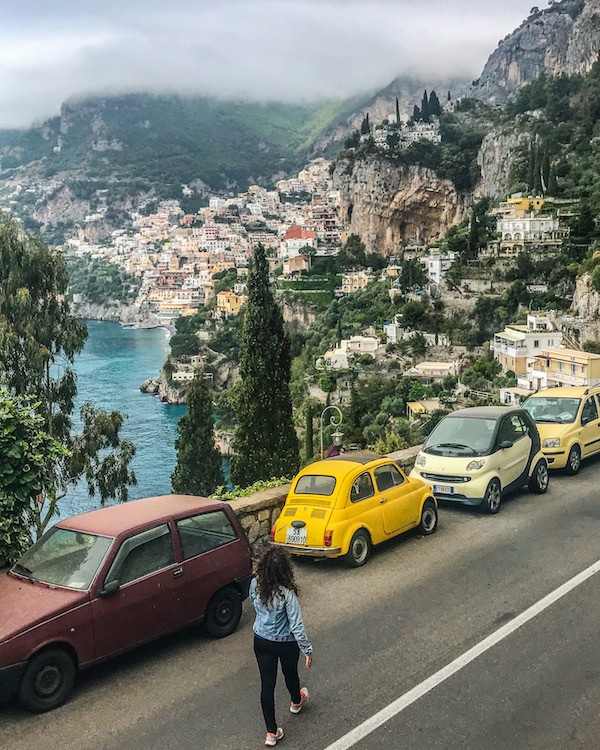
[0,94,354,196]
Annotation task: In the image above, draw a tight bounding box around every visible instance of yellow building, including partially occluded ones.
[532,347,600,389]
[216,291,245,318]
[507,197,545,213]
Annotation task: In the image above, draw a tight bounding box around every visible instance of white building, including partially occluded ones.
[384,316,450,347]
[421,253,455,285]
[490,313,562,390]
[317,336,381,370]
[497,213,569,250]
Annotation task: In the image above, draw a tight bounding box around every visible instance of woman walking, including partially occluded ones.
[250,546,313,746]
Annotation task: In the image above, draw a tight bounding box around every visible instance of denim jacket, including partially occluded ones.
[250,578,313,656]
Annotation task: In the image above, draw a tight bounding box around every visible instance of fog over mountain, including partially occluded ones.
[0,0,538,128]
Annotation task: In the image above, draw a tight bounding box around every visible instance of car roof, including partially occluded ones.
[446,406,525,420]
[57,495,226,537]
[297,452,385,481]
[325,451,382,465]
[526,386,592,398]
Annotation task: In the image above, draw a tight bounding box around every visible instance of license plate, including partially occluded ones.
[286,527,308,545]
[433,485,454,495]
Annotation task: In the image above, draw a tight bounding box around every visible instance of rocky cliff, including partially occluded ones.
[72,300,162,328]
[471,0,600,103]
[476,128,530,198]
[573,273,600,319]
[332,157,470,254]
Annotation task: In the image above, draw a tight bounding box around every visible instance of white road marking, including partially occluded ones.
[323,557,600,750]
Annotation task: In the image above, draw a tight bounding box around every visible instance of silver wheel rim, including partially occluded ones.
[487,483,501,511]
[352,536,368,563]
[421,508,436,532]
[569,448,580,472]
[536,463,549,490]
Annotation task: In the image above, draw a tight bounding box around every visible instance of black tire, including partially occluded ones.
[416,499,438,535]
[565,444,582,476]
[17,647,76,712]
[528,459,549,494]
[204,586,242,638]
[343,529,372,568]
[481,478,502,515]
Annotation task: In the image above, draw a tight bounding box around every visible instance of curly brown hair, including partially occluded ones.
[255,546,299,607]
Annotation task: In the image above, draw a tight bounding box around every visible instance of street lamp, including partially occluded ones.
[320,405,343,459]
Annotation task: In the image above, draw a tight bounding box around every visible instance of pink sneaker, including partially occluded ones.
[290,687,309,714]
[265,728,284,746]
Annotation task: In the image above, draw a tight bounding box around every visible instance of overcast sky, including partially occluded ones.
[0,0,539,128]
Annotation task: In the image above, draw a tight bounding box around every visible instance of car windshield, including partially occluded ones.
[523,397,581,424]
[424,417,497,457]
[295,475,336,496]
[13,526,113,590]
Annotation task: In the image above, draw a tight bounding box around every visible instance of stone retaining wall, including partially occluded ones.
[228,445,422,547]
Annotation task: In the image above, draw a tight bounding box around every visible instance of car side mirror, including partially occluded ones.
[499,440,513,450]
[99,580,120,598]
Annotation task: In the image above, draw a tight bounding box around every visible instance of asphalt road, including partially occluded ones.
[4,459,600,750]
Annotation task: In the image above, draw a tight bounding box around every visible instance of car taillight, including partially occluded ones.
[270,525,276,541]
[324,529,333,547]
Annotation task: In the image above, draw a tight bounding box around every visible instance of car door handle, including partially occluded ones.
[173,568,184,578]
[380,497,387,504]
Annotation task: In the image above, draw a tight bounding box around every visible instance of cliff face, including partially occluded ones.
[72,300,161,328]
[332,157,470,254]
[573,273,600,319]
[476,128,530,198]
[472,0,600,103]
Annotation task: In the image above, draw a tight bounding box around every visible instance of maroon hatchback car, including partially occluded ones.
[0,495,253,712]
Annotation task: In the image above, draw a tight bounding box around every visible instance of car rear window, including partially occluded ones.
[295,475,336,496]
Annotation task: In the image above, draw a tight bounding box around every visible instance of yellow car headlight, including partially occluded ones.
[415,454,426,467]
[543,438,561,449]
[466,459,486,471]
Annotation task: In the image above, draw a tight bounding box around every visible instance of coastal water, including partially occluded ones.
[58,321,186,521]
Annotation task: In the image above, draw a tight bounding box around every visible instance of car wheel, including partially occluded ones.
[417,499,438,535]
[565,444,581,476]
[17,647,76,712]
[482,478,502,514]
[528,459,549,494]
[204,586,242,638]
[343,529,371,568]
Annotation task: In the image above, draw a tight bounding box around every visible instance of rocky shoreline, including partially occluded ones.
[140,370,187,404]
[73,300,165,329]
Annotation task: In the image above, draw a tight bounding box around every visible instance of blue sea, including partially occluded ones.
[57,321,186,521]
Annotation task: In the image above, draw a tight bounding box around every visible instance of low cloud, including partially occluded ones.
[0,0,537,128]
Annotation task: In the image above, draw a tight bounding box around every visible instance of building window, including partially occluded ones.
[558,362,563,372]
[571,364,576,375]
[534,340,539,348]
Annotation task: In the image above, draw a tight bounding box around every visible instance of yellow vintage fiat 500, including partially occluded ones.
[523,386,600,474]
[271,452,437,567]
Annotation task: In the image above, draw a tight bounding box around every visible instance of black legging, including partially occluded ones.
[254,636,302,733]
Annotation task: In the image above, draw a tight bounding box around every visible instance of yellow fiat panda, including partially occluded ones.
[271,452,437,567]
[523,386,600,474]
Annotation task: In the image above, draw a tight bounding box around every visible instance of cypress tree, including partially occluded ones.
[336,316,343,343]
[533,144,542,194]
[467,210,479,259]
[230,243,299,486]
[360,114,370,135]
[304,404,314,463]
[447,90,451,102]
[548,166,558,194]
[429,90,441,117]
[542,148,551,194]
[421,90,430,122]
[412,105,421,122]
[527,142,535,192]
[171,371,224,496]
[395,97,401,123]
